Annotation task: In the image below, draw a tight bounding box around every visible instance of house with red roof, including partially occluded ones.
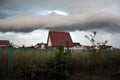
[47,31,74,48]
[0,40,10,48]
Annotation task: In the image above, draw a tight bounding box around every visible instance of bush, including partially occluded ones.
[26,59,39,80]
[46,45,71,79]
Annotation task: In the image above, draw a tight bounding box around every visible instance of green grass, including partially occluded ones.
[0,48,120,80]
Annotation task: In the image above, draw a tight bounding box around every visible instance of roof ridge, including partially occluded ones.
[49,30,69,33]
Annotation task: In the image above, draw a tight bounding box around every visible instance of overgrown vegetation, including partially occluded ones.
[85,32,109,69]
[46,45,71,79]
[0,48,120,80]
[26,59,39,80]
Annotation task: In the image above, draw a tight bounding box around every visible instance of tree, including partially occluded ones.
[85,32,108,53]
[9,43,15,48]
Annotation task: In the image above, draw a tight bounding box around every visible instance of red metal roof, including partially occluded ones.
[47,31,74,47]
[83,45,91,49]
[0,40,9,45]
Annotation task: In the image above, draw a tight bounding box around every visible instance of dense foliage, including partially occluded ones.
[46,45,71,79]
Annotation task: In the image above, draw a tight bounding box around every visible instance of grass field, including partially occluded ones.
[0,48,120,80]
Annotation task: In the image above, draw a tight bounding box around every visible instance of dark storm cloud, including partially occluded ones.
[0,0,69,12]
[0,12,120,32]
[0,0,120,19]
[0,0,120,48]
[0,0,120,32]
[0,8,20,19]
[0,12,8,19]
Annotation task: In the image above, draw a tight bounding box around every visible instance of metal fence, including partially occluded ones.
[0,48,119,79]
[7,48,53,77]
[7,48,72,79]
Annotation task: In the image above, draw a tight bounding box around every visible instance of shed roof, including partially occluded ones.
[0,40,9,45]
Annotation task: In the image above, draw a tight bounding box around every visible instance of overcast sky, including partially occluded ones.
[0,0,120,48]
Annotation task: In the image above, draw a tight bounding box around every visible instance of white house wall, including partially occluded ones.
[48,36,52,47]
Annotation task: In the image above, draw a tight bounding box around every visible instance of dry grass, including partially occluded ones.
[71,49,120,80]
[0,48,120,80]
[0,49,8,79]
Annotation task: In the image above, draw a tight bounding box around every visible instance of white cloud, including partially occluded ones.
[70,30,120,48]
[0,29,48,46]
[1,30,119,48]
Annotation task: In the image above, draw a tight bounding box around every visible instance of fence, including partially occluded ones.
[7,48,71,79]
[7,48,56,78]
[0,48,120,79]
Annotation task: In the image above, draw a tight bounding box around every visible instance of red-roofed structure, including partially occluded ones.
[47,31,74,47]
[83,45,91,49]
[0,40,10,47]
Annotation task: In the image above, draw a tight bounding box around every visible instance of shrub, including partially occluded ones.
[26,59,39,80]
[46,45,71,79]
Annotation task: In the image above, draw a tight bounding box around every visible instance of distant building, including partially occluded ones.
[83,45,91,50]
[34,42,47,49]
[106,46,113,50]
[97,45,113,50]
[73,42,81,48]
[0,40,10,48]
[47,31,74,48]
